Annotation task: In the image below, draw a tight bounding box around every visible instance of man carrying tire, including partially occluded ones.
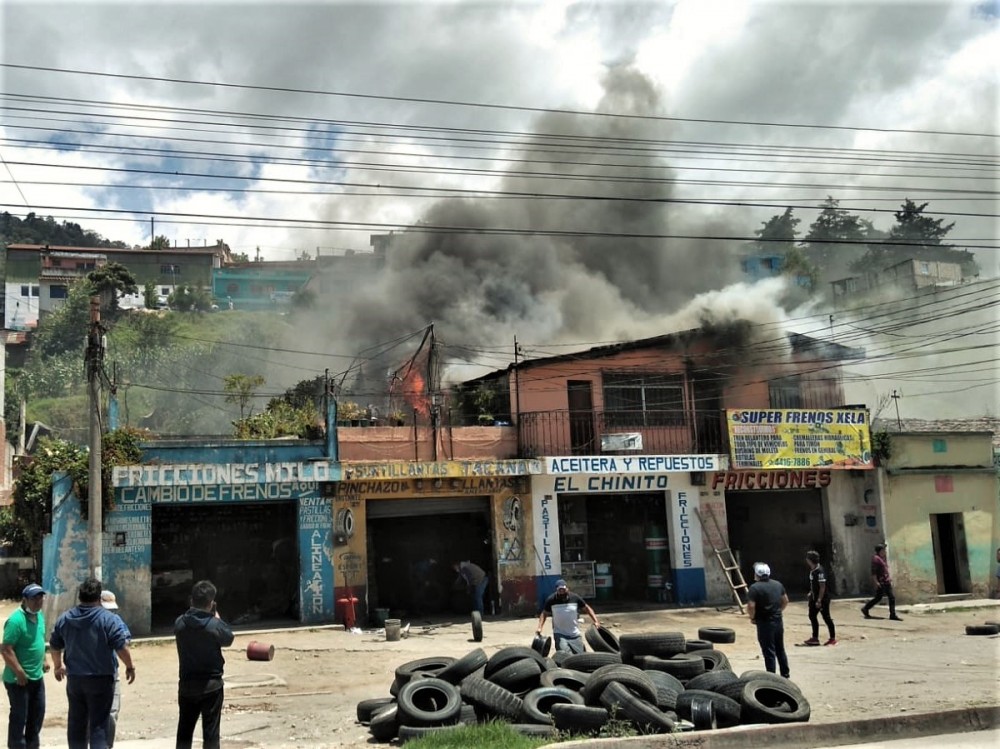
[452,561,489,615]
[536,579,600,655]
[747,563,790,679]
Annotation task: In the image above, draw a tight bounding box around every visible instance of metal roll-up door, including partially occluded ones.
[367,496,489,519]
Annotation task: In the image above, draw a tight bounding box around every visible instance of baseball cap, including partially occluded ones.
[22,583,45,599]
[101,590,119,610]
[753,563,771,578]
[555,579,568,590]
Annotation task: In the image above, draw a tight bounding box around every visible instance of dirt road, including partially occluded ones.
[18,597,999,748]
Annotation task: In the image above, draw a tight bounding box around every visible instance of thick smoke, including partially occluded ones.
[288,65,794,394]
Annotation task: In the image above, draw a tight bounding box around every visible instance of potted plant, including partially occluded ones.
[388,410,406,426]
[337,401,363,426]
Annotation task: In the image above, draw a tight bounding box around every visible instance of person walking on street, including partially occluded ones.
[862,543,902,621]
[174,580,234,749]
[99,591,129,749]
[452,561,489,615]
[802,551,836,646]
[993,547,1000,599]
[49,578,135,749]
[747,563,790,679]
[2,583,51,749]
[536,579,600,654]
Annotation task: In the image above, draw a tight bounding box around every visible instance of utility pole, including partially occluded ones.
[150,216,154,246]
[86,296,104,579]
[513,335,522,456]
[891,389,902,431]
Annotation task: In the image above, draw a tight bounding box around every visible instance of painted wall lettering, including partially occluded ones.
[553,474,669,493]
[710,470,832,491]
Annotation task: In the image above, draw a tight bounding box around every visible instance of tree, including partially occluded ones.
[143,279,157,309]
[87,262,138,315]
[229,251,250,263]
[752,207,800,252]
[30,281,92,358]
[150,235,170,250]
[224,374,265,420]
[802,197,871,279]
[169,284,215,312]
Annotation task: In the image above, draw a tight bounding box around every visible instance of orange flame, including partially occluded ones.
[399,347,431,417]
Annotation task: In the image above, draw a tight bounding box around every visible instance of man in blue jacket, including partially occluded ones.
[49,578,135,749]
[174,580,234,749]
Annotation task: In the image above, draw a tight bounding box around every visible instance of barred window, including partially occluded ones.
[769,375,802,409]
[603,373,685,427]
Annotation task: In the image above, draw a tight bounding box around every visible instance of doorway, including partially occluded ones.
[930,513,971,594]
[567,381,595,455]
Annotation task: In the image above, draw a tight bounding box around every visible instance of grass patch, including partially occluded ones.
[401,721,556,749]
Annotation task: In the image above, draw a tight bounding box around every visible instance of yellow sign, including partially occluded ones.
[342,459,543,480]
[726,409,873,470]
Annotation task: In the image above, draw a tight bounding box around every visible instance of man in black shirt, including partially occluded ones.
[803,550,836,646]
[746,562,790,679]
[174,580,234,749]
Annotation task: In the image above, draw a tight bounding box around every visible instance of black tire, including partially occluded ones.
[550,703,609,734]
[397,724,461,743]
[581,664,657,707]
[397,677,462,727]
[485,646,549,677]
[636,653,705,680]
[395,656,457,685]
[643,669,684,694]
[357,696,395,724]
[391,671,434,697]
[471,610,483,642]
[459,675,524,721]
[676,689,742,727]
[551,650,570,667]
[619,632,686,663]
[437,648,488,685]
[695,649,732,672]
[690,696,717,730]
[521,686,585,724]
[741,679,811,723]
[510,723,559,738]
[487,658,542,694]
[965,624,1000,636]
[539,668,589,692]
[600,681,675,734]
[685,639,714,652]
[686,669,738,692]
[739,670,803,694]
[459,703,477,725]
[531,633,553,657]
[715,678,751,703]
[698,626,736,644]
[585,625,621,653]
[368,704,399,742]
[653,685,680,711]
[562,651,621,673]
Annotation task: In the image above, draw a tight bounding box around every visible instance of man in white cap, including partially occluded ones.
[101,590,129,748]
[746,562,790,679]
[2,583,51,749]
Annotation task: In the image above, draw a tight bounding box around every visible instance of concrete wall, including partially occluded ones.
[824,470,884,596]
[338,425,517,461]
[888,433,994,470]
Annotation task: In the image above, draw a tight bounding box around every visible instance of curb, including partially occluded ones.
[544,704,1000,749]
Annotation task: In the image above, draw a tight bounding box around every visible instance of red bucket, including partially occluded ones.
[246,641,275,661]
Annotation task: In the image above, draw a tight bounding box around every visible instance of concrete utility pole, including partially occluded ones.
[86,296,104,579]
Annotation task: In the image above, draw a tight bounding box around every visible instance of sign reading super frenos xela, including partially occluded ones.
[727,409,873,470]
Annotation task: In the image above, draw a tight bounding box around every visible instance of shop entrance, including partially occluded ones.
[725,490,825,595]
[930,512,971,594]
[558,493,668,602]
[366,497,492,619]
[150,502,298,630]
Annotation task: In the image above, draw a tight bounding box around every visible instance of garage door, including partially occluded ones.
[367,496,489,519]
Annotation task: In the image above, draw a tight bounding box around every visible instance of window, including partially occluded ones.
[769,375,802,409]
[161,287,170,295]
[31,286,39,297]
[49,285,68,299]
[160,263,180,275]
[919,262,930,275]
[20,285,28,297]
[603,373,685,427]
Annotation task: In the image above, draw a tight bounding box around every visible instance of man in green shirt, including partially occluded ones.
[2,583,50,749]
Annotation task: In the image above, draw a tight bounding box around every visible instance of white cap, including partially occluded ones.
[753,563,771,578]
[101,591,119,610]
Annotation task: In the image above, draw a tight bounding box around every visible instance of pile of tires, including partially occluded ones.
[357,626,810,743]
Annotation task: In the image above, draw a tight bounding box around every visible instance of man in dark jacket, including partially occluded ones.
[747,562,790,679]
[49,578,135,749]
[174,580,234,749]
[862,543,902,621]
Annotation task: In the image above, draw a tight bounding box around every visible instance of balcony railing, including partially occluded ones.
[519,409,728,457]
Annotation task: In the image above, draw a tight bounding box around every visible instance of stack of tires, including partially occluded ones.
[357,625,810,743]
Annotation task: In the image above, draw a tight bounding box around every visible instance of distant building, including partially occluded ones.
[831,258,966,303]
[740,253,812,288]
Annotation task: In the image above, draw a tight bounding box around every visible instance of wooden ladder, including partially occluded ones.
[694,505,749,613]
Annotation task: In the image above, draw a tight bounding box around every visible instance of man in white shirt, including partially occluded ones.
[536,579,600,654]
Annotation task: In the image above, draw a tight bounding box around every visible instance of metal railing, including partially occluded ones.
[518,409,728,457]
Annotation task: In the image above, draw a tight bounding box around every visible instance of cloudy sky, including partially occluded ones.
[0,1,997,414]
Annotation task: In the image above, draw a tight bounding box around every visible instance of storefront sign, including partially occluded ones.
[118,482,319,504]
[538,495,555,572]
[112,461,338,487]
[297,496,334,623]
[711,470,832,491]
[726,409,872,469]
[553,474,670,493]
[332,475,523,498]
[546,455,720,474]
[343,459,542,480]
